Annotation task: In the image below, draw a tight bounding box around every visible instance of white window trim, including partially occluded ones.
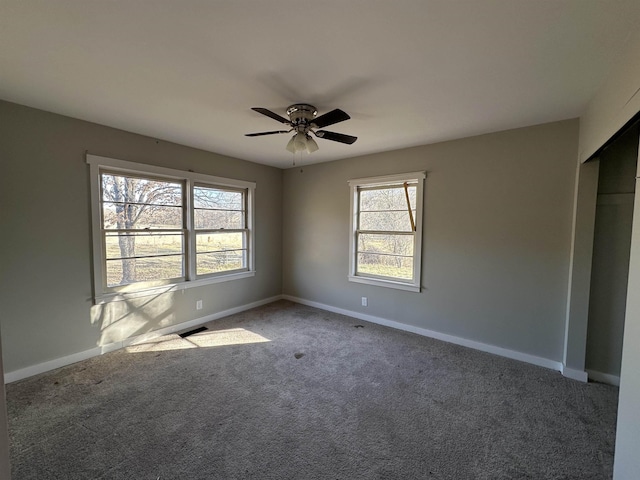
[348,171,426,292]
[87,154,256,304]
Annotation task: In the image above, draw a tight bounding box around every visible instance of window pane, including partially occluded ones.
[105,232,184,260]
[193,186,243,210]
[103,203,183,229]
[194,210,243,230]
[101,174,182,205]
[197,251,246,275]
[104,232,184,286]
[359,210,416,232]
[359,185,416,211]
[106,255,183,287]
[357,253,413,280]
[358,233,414,257]
[101,173,183,232]
[196,232,245,253]
[196,232,246,275]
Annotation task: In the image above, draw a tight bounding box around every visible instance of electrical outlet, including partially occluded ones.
[196,300,203,310]
[361,297,368,307]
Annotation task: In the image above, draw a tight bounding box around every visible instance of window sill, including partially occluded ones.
[94,270,256,305]
[348,275,421,292]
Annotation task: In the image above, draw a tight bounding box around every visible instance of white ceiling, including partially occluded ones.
[2,1,640,169]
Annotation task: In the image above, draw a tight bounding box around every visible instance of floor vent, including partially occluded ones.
[179,326,208,338]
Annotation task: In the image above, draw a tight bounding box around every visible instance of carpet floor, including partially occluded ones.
[6,300,618,479]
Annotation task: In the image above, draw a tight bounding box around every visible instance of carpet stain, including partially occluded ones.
[294,352,305,359]
[354,325,364,328]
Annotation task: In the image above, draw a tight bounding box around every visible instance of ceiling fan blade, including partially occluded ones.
[251,107,291,124]
[314,130,357,145]
[245,130,291,137]
[311,109,350,128]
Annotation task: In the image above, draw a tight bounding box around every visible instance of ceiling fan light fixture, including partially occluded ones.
[305,135,319,153]
[293,132,307,152]
[286,132,307,153]
[285,135,297,153]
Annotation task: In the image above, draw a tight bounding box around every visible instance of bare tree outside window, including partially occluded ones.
[101,173,184,286]
[356,184,417,280]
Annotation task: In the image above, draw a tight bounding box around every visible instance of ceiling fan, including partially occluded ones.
[246,104,357,154]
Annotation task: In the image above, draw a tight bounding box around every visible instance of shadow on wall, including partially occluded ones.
[89,288,177,347]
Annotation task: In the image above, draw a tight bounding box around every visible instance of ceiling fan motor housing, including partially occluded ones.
[287,104,317,132]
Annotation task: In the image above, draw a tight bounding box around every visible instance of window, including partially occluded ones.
[88,155,255,303]
[101,172,185,288]
[348,172,426,292]
[193,184,248,276]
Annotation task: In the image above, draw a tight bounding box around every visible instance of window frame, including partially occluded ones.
[348,171,426,292]
[88,154,255,304]
[99,169,188,290]
[192,182,250,279]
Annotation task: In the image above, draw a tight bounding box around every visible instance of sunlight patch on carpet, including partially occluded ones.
[126,328,270,353]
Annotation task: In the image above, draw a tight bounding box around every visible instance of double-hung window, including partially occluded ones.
[193,184,249,276]
[348,172,426,292]
[88,155,255,303]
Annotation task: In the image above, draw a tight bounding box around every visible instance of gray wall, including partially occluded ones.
[0,328,10,478]
[615,159,640,479]
[0,101,283,374]
[586,123,638,377]
[283,120,578,362]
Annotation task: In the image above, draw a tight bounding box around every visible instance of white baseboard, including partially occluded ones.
[560,365,589,383]
[587,369,620,386]
[7,294,588,385]
[282,295,563,373]
[3,346,105,385]
[4,295,283,384]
